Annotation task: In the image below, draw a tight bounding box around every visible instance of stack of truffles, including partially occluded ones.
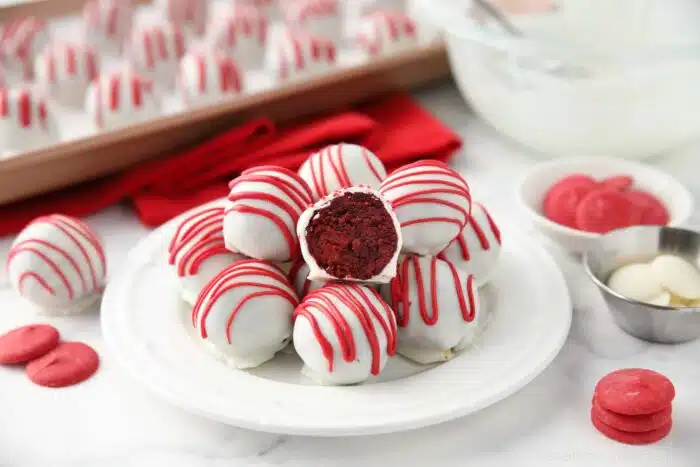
[168,143,503,385]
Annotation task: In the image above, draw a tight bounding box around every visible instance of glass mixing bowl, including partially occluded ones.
[417,0,700,159]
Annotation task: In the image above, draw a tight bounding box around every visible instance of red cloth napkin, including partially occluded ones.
[0,93,462,236]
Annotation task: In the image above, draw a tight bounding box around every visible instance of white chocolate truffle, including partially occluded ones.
[283,0,343,44]
[168,205,247,305]
[438,202,502,286]
[356,9,417,57]
[85,69,160,130]
[607,262,665,302]
[297,186,402,283]
[6,214,107,314]
[0,17,48,83]
[82,0,133,56]
[127,23,186,90]
[288,258,325,299]
[155,0,208,37]
[235,0,280,21]
[224,165,314,262]
[0,87,58,153]
[192,259,298,368]
[293,283,397,385]
[272,27,336,82]
[650,254,700,300]
[205,5,268,70]
[379,160,472,256]
[177,50,244,108]
[35,42,100,107]
[298,143,387,201]
[381,255,480,364]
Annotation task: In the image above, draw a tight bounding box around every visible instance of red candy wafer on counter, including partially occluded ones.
[0,324,60,365]
[26,341,100,388]
[591,412,672,445]
[592,397,672,433]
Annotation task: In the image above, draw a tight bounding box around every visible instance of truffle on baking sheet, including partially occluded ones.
[205,5,268,70]
[356,9,418,57]
[380,255,481,364]
[438,202,502,287]
[82,0,133,56]
[297,185,402,283]
[0,17,49,84]
[168,205,247,305]
[34,42,100,107]
[272,27,336,82]
[293,282,397,385]
[223,165,314,262]
[191,259,298,369]
[0,87,58,153]
[177,50,244,109]
[154,0,208,37]
[379,160,472,256]
[85,69,160,130]
[127,23,186,90]
[298,143,387,201]
[6,214,107,315]
[282,0,343,44]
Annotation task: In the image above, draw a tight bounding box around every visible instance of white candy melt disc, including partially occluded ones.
[606,262,664,302]
[646,291,671,307]
[650,254,700,300]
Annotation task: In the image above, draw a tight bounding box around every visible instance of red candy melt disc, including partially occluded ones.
[601,175,634,192]
[594,368,675,416]
[542,174,598,228]
[26,342,99,388]
[592,397,671,433]
[626,190,670,226]
[0,324,60,365]
[575,189,640,233]
[591,412,672,445]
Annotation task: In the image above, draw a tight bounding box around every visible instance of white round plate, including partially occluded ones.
[102,200,572,436]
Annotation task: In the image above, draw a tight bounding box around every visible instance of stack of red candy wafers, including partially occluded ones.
[591,368,675,445]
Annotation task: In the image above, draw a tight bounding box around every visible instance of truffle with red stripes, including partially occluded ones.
[205,5,268,70]
[127,23,186,89]
[298,143,388,201]
[282,0,343,43]
[273,27,337,82]
[234,0,281,20]
[356,9,418,57]
[82,0,133,56]
[379,160,472,256]
[6,214,107,314]
[191,259,298,368]
[0,86,57,153]
[85,69,160,130]
[0,17,49,83]
[288,258,325,299]
[154,0,208,37]
[380,255,481,364]
[177,50,244,108]
[293,282,397,384]
[438,202,502,286]
[223,165,314,262]
[34,42,100,107]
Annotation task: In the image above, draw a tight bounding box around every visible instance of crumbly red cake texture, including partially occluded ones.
[305,191,398,280]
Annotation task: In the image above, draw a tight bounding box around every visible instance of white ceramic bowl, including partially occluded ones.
[516,157,694,254]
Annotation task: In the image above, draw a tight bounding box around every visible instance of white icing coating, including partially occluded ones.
[34,41,100,107]
[293,283,397,385]
[6,214,107,314]
[298,143,388,201]
[283,0,343,44]
[235,0,280,21]
[177,50,244,108]
[191,259,297,369]
[0,87,58,152]
[127,23,185,89]
[0,17,48,83]
[356,9,418,57]
[288,259,325,299]
[650,254,700,300]
[607,262,665,302]
[85,69,160,130]
[297,185,402,283]
[167,205,247,306]
[82,0,133,56]
[379,160,472,256]
[154,0,208,37]
[439,202,502,287]
[223,165,314,262]
[380,255,481,364]
[205,5,268,70]
[271,27,336,82]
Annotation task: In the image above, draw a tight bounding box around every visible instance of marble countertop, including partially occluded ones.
[1,84,700,467]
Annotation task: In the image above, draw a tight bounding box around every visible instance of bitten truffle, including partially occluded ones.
[297,186,402,283]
